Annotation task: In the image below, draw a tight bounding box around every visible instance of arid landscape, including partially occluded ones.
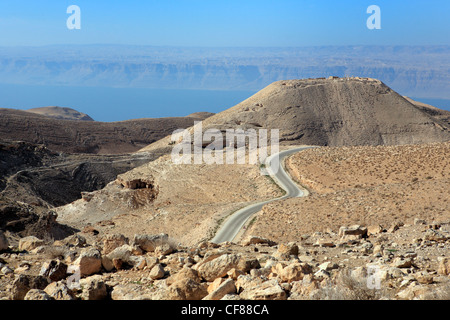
[0,77,449,301]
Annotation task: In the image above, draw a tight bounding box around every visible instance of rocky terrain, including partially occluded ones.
[0,141,160,207]
[0,108,212,154]
[54,153,283,246]
[0,224,448,300]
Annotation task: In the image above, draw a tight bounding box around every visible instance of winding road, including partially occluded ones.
[211,146,313,244]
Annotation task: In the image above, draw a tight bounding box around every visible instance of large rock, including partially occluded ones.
[149,264,165,280]
[339,225,367,240]
[79,275,108,300]
[44,281,75,300]
[132,233,169,252]
[73,247,102,277]
[194,254,243,282]
[10,275,49,300]
[111,283,155,300]
[241,236,276,246]
[239,279,287,300]
[203,278,236,300]
[24,289,53,300]
[273,243,299,260]
[438,257,450,276]
[39,260,68,282]
[167,279,208,300]
[102,233,128,255]
[278,263,312,283]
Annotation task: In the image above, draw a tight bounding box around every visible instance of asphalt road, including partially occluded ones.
[211,146,313,244]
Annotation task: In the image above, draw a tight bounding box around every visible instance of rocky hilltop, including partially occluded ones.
[25,106,94,121]
[0,108,213,154]
[140,77,449,154]
[0,225,448,300]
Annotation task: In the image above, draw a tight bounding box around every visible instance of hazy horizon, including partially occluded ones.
[1,1,449,120]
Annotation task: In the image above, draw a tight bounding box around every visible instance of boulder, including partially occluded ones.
[18,236,45,252]
[273,243,299,260]
[203,278,236,300]
[10,275,49,300]
[241,236,276,246]
[168,278,209,300]
[111,283,155,300]
[239,279,287,300]
[278,263,313,283]
[24,289,53,300]
[44,281,76,300]
[102,233,128,255]
[132,233,169,252]
[39,260,68,282]
[338,225,367,240]
[79,275,108,300]
[149,263,165,280]
[438,257,450,276]
[73,248,102,277]
[391,257,413,269]
[194,254,242,282]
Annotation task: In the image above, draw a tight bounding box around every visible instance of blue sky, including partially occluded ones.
[0,0,449,47]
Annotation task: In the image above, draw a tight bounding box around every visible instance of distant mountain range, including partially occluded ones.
[0,45,449,99]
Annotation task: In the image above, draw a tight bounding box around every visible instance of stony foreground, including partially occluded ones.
[1,219,449,300]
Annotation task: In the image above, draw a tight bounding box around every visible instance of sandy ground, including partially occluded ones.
[56,152,284,246]
[246,142,450,243]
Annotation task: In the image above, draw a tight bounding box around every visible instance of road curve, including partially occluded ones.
[211,146,313,244]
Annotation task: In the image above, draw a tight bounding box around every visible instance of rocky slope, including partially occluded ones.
[0,141,161,208]
[0,108,212,154]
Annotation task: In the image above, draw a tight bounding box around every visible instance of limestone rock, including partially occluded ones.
[241,236,276,246]
[278,263,313,283]
[149,263,165,280]
[44,281,76,300]
[203,278,236,300]
[391,257,413,269]
[39,260,68,282]
[194,254,250,281]
[102,233,128,255]
[19,236,45,252]
[438,257,450,275]
[273,243,299,260]
[24,289,53,300]
[133,233,169,252]
[10,274,49,300]
[74,248,102,277]
[339,225,367,240]
[239,279,287,300]
[168,278,209,300]
[79,275,108,300]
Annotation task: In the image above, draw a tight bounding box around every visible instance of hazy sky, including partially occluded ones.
[0,0,449,47]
